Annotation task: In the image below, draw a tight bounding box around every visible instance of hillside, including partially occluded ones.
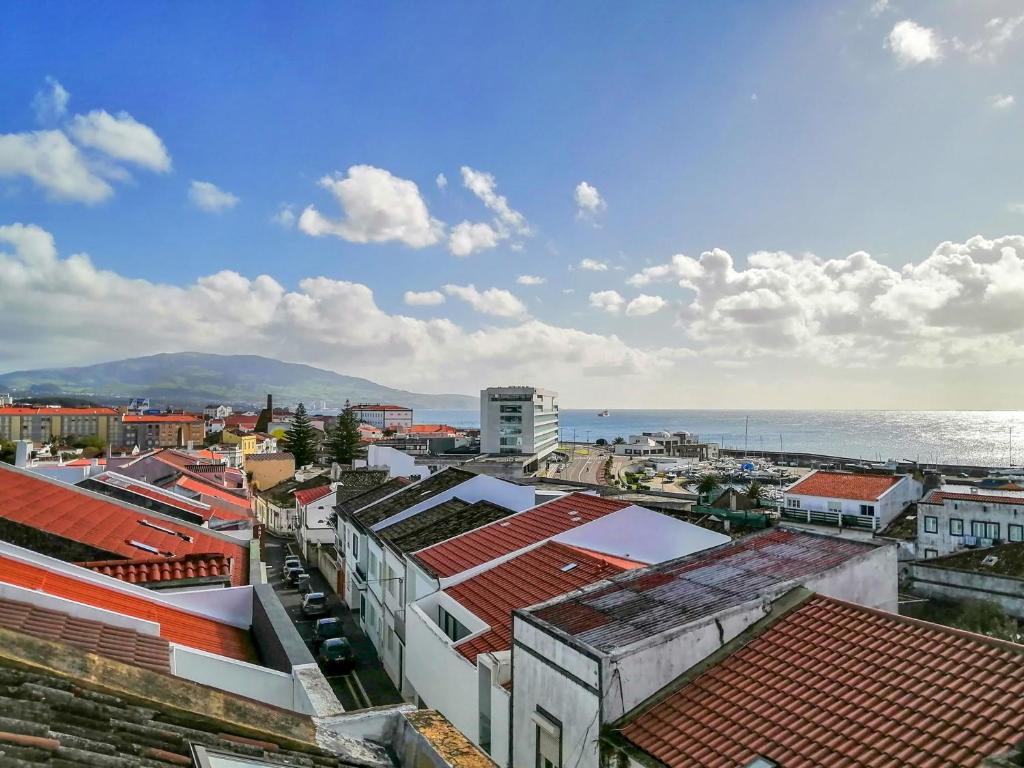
[0,353,478,411]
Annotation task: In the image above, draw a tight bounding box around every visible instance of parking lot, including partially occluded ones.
[262,534,403,711]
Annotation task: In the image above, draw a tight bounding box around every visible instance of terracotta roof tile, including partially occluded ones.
[294,485,334,506]
[450,542,625,661]
[75,553,233,586]
[123,414,201,423]
[0,464,248,586]
[0,407,117,416]
[616,595,1024,768]
[413,493,633,578]
[786,471,901,501]
[0,595,171,674]
[921,490,1024,507]
[0,555,255,661]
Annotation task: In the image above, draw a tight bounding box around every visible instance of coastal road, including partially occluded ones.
[563,447,610,484]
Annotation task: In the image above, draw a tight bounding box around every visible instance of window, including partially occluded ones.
[350,533,359,557]
[950,518,964,536]
[986,522,1000,539]
[368,551,379,581]
[787,498,800,509]
[859,504,876,516]
[1010,524,1024,542]
[924,516,938,534]
[924,549,938,559]
[827,501,842,514]
[439,606,469,642]
[534,710,562,768]
[972,521,999,539]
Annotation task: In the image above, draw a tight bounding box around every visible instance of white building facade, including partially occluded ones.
[917,486,1024,557]
[783,470,922,531]
[349,405,414,431]
[480,387,558,462]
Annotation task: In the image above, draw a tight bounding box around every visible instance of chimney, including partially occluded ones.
[267,394,273,412]
[14,440,31,468]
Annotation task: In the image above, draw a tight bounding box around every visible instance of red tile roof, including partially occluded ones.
[0,464,248,586]
[450,542,625,662]
[407,424,461,435]
[615,594,1024,768]
[64,458,107,467]
[921,490,1024,507]
[174,476,252,517]
[0,555,254,661]
[294,485,334,506]
[75,553,233,586]
[786,470,900,501]
[0,407,117,416]
[122,414,201,423]
[413,493,632,578]
[0,595,171,674]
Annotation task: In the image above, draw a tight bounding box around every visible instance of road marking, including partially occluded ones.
[350,670,371,708]
[344,675,362,707]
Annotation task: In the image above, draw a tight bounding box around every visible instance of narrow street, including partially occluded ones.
[262,534,403,711]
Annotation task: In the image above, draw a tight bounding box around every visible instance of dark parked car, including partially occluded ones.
[312,617,343,650]
[301,592,329,618]
[285,565,304,585]
[317,637,355,673]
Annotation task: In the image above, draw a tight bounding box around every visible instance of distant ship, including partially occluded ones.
[597,409,609,417]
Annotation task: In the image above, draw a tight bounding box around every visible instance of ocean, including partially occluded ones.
[416,409,1024,468]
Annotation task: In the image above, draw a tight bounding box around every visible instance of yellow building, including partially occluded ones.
[0,407,120,447]
[222,427,259,457]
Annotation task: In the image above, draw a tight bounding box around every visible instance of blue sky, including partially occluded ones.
[2,1,1024,408]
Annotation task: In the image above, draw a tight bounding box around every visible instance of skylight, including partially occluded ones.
[560,563,578,572]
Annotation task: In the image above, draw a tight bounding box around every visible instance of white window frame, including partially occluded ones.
[924,516,938,534]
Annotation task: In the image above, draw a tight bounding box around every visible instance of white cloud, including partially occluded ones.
[574,181,606,218]
[0,130,113,203]
[958,15,1024,61]
[272,204,296,228]
[626,294,668,317]
[627,254,703,286]
[32,77,69,123]
[436,173,447,190]
[189,180,239,213]
[443,283,528,318]
[1008,202,1024,214]
[298,165,444,248]
[68,110,171,172]
[448,221,501,257]
[516,275,546,286]
[461,166,530,235]
[589,290,625,314]
[579,258,609,272]
[404,290,446,306]
[888,20,943,66]
[992,94,1016,110]
[869,0,889,18]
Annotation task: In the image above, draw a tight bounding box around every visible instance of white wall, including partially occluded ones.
[368,445,423,480]
[786,474,922,528]
[918,496,1024,556]
[170,644,297,710]
[369,474,534,532]
[553,506,730,564]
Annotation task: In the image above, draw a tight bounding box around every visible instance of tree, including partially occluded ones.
[0,440,15,465]
[595,438,608,446]
[325,408,362,465]
[612,436,625,445]
[282,402,317,468]
[697,473,721,503]
[747,481,764,502]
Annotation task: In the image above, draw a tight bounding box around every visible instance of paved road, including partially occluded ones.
[561,449,610,484]
[262,535,403,711]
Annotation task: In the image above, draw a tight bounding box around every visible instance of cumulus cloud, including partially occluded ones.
[68,110,171,172]
[632,235,1024,367]
[32,77,69,123]
[589,290,625,314]
[627,254,703,286]
[955,15,1024,61]
[448,221,500,258]
[298,165,444,248]
[189,180,239,213]
[436,173,447,190]
[443,283,527,318]
[517,275,546,286]
[575,181,606,219]
[271,204,296,228]
[579,258,609,272]
[0,223,666,397]
[1009,202,1024,214]
[461,166,530,235]
[992,94,1016,110]
[888,20,943,65]
[404,290,446,306]
[0,131,112,203]
[626,294,668,317]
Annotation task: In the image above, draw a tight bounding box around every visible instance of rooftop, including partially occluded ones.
[407,424,462,434]
[295,484,335,506]
[448,541,626,661]
[922,488,1024,507]
[0,553,255,660]
[786,470,902,501]
[0,463,249,586]
[257,473,330,507]
[83,470,213,523]
[0,406,117,416]
[350,403,412,411]
[123,413,201,423]
[413,492,632,578]
[611,592,1024,768]
[245,451,294,461]
[925,541,1024,578]
[75,552,233,587]
[526,527,879,652]
[351,467,477,528]
[379,498,515,554]
[338,476,412,515]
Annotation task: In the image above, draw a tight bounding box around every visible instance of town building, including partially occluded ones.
[350,403,414,431]
[917,484,1024,557]
[246,451,296,491]
[204,403,232,419]
[510,528,896,768]
[480,386,559,466]
[601,588,1024,768]
[224,413,259,432]
[0,406,120,447]
[121,413,205,450]
[613,431,719,459]
[782,469,922,532]
[254,474,329,535]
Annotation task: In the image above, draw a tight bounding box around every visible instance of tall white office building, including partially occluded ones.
[480,386,559,461]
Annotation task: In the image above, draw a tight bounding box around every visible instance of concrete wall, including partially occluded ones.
[249,457,295,491]
[170,644,298,710]
[369,445,424,480]
[904,561,1024,618]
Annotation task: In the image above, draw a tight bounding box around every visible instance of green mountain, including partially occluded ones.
[0,353,479,412]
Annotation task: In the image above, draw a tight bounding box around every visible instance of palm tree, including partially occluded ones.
[697,473,720,504]
[612,436,625,445]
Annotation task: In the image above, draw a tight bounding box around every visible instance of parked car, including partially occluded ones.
[284,555,301,570]
[285,565,304,585]
[312,617,343,651]
[301,592,329,618]
[296,573,312,594]
[317,637,355,673]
